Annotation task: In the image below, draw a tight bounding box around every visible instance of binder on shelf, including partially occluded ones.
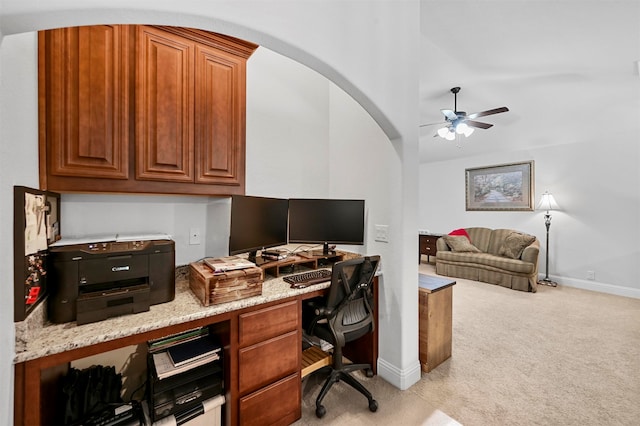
[152,350,219,380]
[167,336,222,368]
[148,327,210,354]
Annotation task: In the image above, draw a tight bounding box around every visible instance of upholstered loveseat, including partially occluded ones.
[435,227,540,292]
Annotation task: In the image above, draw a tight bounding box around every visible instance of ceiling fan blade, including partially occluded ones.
[466,120,493,129]
[441,109,458,121]
[467,107,509,120]
[419,121,446,128]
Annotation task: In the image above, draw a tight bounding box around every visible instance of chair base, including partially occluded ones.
[313,363,378,418]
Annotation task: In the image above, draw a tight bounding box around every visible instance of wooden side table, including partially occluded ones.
[418,274,455,372]
[419,233,442,263]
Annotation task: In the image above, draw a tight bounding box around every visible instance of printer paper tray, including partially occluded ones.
[76,283,150,325]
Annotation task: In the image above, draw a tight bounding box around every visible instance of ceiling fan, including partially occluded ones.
[421,87,509,141]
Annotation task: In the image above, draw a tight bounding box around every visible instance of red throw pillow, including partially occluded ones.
[448,228,470,241]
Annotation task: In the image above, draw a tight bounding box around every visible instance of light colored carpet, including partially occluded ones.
[293,263,640,425]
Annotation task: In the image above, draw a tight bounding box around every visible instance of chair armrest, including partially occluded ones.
[521,239,540,263]
[304,301,331,335]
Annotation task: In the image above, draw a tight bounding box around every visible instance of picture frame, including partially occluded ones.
[465,161,534,211]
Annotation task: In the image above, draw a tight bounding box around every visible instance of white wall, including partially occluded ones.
[246,47,330,199]
[60,194,212,265]
[0,32,39,425]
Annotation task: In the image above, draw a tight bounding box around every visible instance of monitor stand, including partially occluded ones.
[311,242,335,257]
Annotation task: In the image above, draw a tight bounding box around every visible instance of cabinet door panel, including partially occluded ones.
[44,26,129,180]
[238,300,298,347]
[194,45,245,186]
[238,330,299,395]
[239,373,300,426]
[136,26,194,182]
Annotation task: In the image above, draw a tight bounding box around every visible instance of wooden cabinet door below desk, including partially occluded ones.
[418,277,454,373]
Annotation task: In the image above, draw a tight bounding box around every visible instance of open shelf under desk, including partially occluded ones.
[255,251,345,278]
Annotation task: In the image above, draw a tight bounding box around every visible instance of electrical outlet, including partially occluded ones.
[587,270,595,280]
[189,228,201,245]
[375,224,389,243]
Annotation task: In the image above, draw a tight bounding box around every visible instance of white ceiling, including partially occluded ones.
[419,0,640,163]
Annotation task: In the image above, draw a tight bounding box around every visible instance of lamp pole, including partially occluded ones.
[539,209,557,287]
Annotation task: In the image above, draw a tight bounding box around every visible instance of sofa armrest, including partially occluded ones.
[436,238,450,252]
[521,239,540,264]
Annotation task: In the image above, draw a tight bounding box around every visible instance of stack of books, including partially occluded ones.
[148,328,222,380]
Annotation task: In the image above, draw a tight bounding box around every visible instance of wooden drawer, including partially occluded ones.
[239,373,301,426]
[239,300,298,347]
[238,330,299,394]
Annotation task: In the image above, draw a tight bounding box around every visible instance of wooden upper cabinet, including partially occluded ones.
[136,26,194,182]
[194,44,245,186]
[39,25,257,196]
[39,25,130,182]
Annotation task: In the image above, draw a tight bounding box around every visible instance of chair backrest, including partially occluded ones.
[323,255,380,347]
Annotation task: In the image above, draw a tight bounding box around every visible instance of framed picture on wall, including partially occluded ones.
[465,161,534,211]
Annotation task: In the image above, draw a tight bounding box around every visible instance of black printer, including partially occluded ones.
[48,239,175,325]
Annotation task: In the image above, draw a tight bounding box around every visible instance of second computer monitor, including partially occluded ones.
[288,198,365,255]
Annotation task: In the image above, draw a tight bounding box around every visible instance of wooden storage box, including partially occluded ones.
[189,262,263,306]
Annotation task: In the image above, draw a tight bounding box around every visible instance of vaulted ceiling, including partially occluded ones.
[419,0,640,163]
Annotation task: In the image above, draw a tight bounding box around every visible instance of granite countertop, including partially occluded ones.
[13,267,331,364]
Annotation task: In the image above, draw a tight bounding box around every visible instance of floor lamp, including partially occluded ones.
[538,191,558,287]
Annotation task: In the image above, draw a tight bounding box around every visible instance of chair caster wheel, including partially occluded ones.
[365,368,374,378]
[369,399,378,412]
[316,405,326,418]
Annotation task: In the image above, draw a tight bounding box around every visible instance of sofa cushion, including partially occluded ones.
[486,228,516,255]
[465,227,493,252]
[437,251,536,275]
[442,235,481,252]
[499,231,537,259]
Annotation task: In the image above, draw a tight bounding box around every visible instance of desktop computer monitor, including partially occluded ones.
[288,198,365,255]
[228,195,289,262]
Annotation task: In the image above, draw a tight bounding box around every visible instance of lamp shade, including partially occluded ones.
[537,191,559,212]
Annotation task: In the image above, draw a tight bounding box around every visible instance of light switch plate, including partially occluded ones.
[375,224,389,243]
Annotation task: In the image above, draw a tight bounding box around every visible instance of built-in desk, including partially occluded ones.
[13,256,378,426]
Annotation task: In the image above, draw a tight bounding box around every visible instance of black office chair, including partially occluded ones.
[304,255,380,418]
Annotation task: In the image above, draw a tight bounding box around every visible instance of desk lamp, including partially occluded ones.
[537,191,559,287]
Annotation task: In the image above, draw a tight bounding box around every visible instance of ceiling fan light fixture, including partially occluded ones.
[455,122,468,134]
[437,127,450,138]
[444,130,456,141]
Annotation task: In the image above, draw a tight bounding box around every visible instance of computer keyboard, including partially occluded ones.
[284,269,332,288]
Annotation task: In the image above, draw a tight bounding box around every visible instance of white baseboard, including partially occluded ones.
[376,357,422,390]
[542,274,640,299]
